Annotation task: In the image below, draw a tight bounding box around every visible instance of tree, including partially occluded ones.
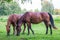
[9,2,21,14]
[21,0,32,4]
[41,0,54,14]
[1,0,12,2]
[0,1,21,15]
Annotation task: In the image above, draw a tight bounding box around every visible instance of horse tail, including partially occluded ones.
[48,12,57,29]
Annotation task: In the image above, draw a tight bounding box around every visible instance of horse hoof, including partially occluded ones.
[7,34,10,36]
[45,33,48,35]
[16,35,19,36]
[7,33,10,36]
[16,34,20,36]
[32,32,34,35]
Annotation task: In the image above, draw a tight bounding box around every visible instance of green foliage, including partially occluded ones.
[4,0,12,2]
[5,0,12,2]
[9,2,21,14]
[54,16,60,22]
[0,1,21,15]
[41,1,54,14]
[0,3,9,15]
[21,0,32,4]
[34,9,39,12]
[53,9,60,15]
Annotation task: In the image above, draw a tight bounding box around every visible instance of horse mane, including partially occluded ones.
[17,15,23,25]
[17,12,29,24]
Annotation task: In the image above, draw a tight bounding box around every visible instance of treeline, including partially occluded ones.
[41,1,60,15]
[0,0,60,16]
[0,1,26,16]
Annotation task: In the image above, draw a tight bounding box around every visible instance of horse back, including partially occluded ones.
[8,14,22,24]
[23,12,50,24]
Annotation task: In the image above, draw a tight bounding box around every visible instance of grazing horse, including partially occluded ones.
[6,14,26,36]
[16,12,57,36]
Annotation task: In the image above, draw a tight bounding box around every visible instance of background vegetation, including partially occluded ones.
[0,0,60,16]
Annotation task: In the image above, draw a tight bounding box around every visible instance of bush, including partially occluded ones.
[0,1,23,16]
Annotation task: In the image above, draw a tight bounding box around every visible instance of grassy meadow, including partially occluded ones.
[0,15,60,40]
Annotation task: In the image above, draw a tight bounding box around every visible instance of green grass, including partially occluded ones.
[0,16,60,40]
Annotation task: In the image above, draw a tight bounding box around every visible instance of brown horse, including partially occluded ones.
[16,12,57,36]
[6,14,26,36]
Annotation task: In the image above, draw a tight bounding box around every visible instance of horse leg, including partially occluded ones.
[12,24,15,35]
[27,22,34,35]
[16,26,20,36]
[27,26,30,35]
[46,21,52,35]
[27,23,31,35]
[47,21,52,35]
[46,26,48,34]
[16,22,22,36]
[22,23,26,34]
[49,24,52,35]
[29,26,34,35]
[6,22,11,36]
[44,21,48,34]
[12,23,17,35]
[13,26,15,35]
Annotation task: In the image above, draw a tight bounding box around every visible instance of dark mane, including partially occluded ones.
[17,15,23,25]
[17,12,29,25]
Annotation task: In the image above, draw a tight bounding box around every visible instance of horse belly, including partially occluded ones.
[30,13,43,24]
[31,18,42,24]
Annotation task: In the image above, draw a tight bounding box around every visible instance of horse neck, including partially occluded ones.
[18,12,29,23]
[17,15,24,24]
[7,20,11,27]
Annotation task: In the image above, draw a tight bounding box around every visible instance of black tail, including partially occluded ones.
[48,13,57,29]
